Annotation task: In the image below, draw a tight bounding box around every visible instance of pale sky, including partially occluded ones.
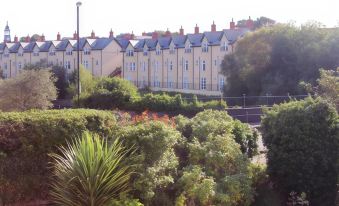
[1,0,339,40]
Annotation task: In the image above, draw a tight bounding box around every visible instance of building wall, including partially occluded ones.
[101,39,123,76]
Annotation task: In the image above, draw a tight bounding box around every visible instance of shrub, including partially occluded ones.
[50,132,133,206]
[0,109,117,204]
[262,97,338,205]
[113,121,181,205]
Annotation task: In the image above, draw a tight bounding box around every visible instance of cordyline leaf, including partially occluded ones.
[49,131,134,206]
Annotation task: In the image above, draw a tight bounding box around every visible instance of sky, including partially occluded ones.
[1,0,339,40]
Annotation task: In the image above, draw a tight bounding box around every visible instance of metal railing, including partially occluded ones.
[130,81,224,92]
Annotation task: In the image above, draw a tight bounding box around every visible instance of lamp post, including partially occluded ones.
[76,1,82,107]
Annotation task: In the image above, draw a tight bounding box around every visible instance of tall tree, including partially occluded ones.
[0,69,57,111]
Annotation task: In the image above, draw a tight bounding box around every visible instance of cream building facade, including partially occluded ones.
[0,20,250,95]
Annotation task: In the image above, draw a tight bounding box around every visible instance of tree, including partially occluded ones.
[222,23,339,97]
[52,65,70,99]
[237,16,276,30]
[316,68,339,110]
[0,69,57,111]
[50,132,133,206]
[261,98,338,205]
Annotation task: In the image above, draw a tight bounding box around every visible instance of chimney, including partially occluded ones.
[14,35,18,43]
[57,32,61,41]
[73,31,77,40]
[179,26,184,35]
[211,21,216,32]
[246,16,254,30]
[230,18,236,29]
[194,24,199,34]
[40,34,45,42]
[91,30,95,38]
[152,31,158,40]
[165,28,171,37]
[25,35,31,43]
[142,31,147,36]
[131,31,135,40]
[109,29,114,38]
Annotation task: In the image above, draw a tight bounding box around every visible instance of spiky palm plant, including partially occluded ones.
[49,132,133,206]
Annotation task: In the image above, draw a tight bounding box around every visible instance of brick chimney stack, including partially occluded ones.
[165,28,171,37]
[230,18,236,30]
[25,35,30,43]
[40,34,45,42]
[91,30,95,38]
[131,31,135,40]
[211,21,216,32]
[179,26,184,35]
[152,31,158,40]
[246,16,254,30]
[73,31,77,40]
[194,24,199,34]
[109,29,114,38]
[14,35,18,43]
[57,32,61,41]
[142,31,147,36]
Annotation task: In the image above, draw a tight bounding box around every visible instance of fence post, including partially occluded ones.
[243,94,246,108]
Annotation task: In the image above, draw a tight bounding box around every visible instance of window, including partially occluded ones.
[220,42,228,52]
[155,61,159,71]
[143,48,148,56]
[169,61,173,71]
[17,52,23,57]
[185,44,192,53]
[4,63,7,70]
[130,62,136,71]
[168,81,174,88]
[66,49,73,55]
[83,60,89,68]
[126,49,134,57]
[49,49,56,56]
[155,47,161,55]
[153,77,161,87]
[17,62,22,69]
[4,51,9,58]
[65,61,71,69]
[169,46,175,54]
[184,60,189,71]
[96,60,99,66]
[219,77,225,91]
[200,77,207,90]
[183,77,189,89]
[202,42,208,53]
[142,62,146,72]
[202,60,206,71]
[33,51,39,56]
[83,48,91,55]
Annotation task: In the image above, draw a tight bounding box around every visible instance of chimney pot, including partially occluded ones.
[91,30,95,38]
[152,31,159,40]
[73,31,77,40]
[40,34,45,42]
[165,28,171,37]
[57,32,61,41]
[25,35,31,43]
[230,18,236,29]
[109,29,114,38]
[14,35,18,43]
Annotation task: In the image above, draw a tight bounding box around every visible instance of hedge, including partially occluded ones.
[0,109,117,204]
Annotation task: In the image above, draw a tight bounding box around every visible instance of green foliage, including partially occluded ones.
[0,69,57,111]
[69,66,97,99]
[0,109,117,203]
[50,132,133,206]
[222,23,339,97]
[52,65,70,99]
[261,97,339,205]
[317,68,339,110]
[111,198,144,206]
[113,121,181,205]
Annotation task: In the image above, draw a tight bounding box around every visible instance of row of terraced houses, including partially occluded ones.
[0,18,253,95]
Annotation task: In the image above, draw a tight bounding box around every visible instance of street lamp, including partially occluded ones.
[76,1,82,107]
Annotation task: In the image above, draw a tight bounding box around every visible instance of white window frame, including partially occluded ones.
[202,42,209,53]
[83,60,89,68]
[200,77,207,90]
[155,47,161,55]
[83,48,91,55]
[219,77,225,91]
[184,60,189,71]
[185,44,192,53]
[66,48,73,55]
[202,60,206,71]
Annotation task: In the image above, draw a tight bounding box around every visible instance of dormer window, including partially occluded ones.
[202,42,209,53]
[83,48,91,55]
[185,44,192,53]
[33,51,39,56]
[143,48,148,56]
[155,47,161,55]
[66,48,73,55]
[126,49,134,57]
[49,49,56,56]
[169,46,175,54]
[17,51,23,57]
[220,42,228,52]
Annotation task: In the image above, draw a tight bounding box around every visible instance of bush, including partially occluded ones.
[262,97,338,205]
[113,121,181,205]
[0,109,117,204]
